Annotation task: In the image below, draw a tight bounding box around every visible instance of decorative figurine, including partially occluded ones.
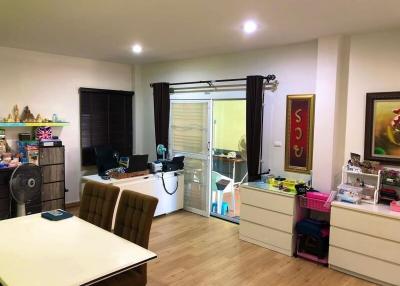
[20,106,35,122]
[5,114,13,122]
[12,105,20,122]
[35,114,42,123]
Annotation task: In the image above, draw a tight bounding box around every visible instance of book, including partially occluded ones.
[41,209,73,221]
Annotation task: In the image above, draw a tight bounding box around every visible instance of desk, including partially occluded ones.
[212,155,246,184]
[82,171,184,223]
[0,214,157,286]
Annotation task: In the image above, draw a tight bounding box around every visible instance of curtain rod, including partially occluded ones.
[171,84,277,94]
[171,82,276,91]
[149,75,276,87]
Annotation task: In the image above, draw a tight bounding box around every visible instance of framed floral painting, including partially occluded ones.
[365,92,400,165]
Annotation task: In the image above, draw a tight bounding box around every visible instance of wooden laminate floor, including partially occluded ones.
[147,211,375,286]
[67,206,374,286]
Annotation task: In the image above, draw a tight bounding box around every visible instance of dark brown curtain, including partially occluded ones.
[153,82,170,158]
[246,75,264,181]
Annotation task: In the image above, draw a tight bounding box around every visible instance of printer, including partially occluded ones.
[150,161,163,173]
[150,156,184,173]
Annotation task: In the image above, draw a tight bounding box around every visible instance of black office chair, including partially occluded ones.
[94,145,119,176]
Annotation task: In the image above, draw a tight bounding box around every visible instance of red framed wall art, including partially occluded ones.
[285,94,315,174]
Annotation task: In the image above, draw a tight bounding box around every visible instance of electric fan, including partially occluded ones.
[238,135,247,161]
[156,144,167,160]
[10,163,43,217]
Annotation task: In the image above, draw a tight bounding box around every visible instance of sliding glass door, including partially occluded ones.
[211,100,247,223]
[170,100,211,216]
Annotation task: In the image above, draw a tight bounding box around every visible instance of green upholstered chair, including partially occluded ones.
[79,181,120,232]
[94,190,158,286]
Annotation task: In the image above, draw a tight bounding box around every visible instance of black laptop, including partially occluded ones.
[127,154,149,172]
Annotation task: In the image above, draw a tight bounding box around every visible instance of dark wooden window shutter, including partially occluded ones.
[79,88,134,166]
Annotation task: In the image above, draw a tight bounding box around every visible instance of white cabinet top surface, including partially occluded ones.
[241,182,296,198]
[332,201,400,220]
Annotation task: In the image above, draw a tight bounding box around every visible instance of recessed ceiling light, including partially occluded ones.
[132,44,143,54]
[243,20,258,34]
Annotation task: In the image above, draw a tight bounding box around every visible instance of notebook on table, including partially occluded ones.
[41,209,73,221]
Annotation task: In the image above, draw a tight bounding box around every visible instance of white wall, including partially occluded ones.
[136,30,400,191]
[2,28,399,204]
[313,36,350,191]
[345,30,400,162]
[135,41,318,180]
[0,46,133,203]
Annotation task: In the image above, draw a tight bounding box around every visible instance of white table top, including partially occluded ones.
[82,174,127,184]
[0,214,157,286]
[82,171,179,185]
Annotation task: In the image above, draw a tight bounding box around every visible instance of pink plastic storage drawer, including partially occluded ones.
[306,192,330,201]
[299,192,331,213]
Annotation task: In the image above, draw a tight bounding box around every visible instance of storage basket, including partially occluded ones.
[298,195,331,213]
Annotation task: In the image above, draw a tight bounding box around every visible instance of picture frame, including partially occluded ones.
[364,92,400,165]
[285,94,315,174]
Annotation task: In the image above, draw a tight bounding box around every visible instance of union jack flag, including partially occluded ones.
[36,126,53,140]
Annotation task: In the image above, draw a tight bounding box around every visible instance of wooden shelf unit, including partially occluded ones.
[0,146,66,220]
[39,146,66,211]
[339,165,381,204]
[0,122,69,127]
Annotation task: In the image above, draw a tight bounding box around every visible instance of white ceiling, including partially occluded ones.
[0,0,400,64]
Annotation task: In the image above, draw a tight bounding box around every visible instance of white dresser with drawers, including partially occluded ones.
[239,182,298,256]
[329,201,400,286]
